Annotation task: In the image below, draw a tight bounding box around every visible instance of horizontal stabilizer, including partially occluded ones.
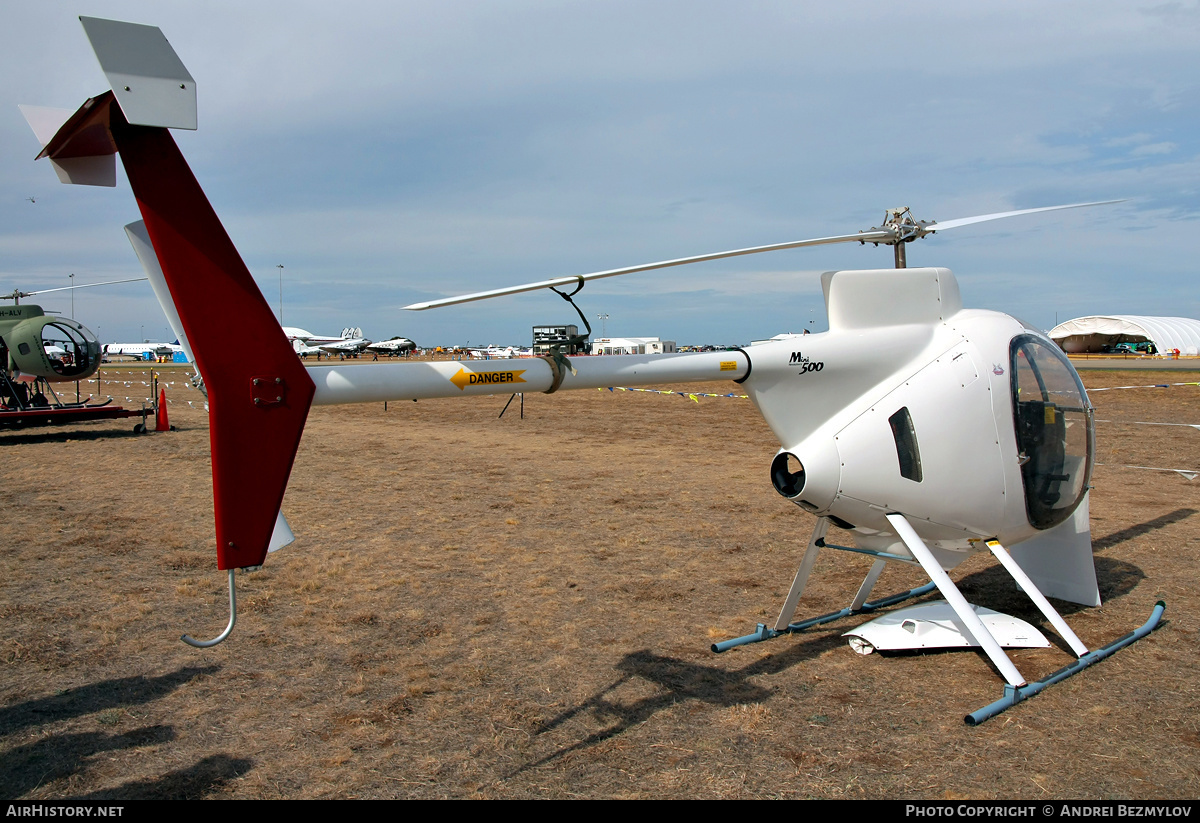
[19,103,115,186]
[80,16,196,130]
[19,104,73,146]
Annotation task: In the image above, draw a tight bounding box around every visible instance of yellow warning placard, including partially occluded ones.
[720,361,737,371]
[450,368,527,391]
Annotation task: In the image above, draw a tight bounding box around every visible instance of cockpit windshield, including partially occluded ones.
[41,322,94,378]
[1010,335,1093,530]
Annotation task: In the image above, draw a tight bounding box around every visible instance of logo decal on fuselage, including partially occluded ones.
[790,351,824,375]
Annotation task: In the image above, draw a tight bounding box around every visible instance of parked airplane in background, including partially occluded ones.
[318,336,372,356]
[284,326,372,356]
[468,345,530,359]
[283,326,364,346]
[103,341,182,360]
[365,336,417,356]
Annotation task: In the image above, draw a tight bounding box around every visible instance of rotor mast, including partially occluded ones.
[862,207,935,269]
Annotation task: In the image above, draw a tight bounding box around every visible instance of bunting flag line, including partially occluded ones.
[600,386,749,401]
[1095,419,1200,430]
[1095,463,1199,481]
[1087,381,1200,392]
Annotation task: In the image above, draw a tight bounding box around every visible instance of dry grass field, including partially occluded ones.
[1,364,1197,799]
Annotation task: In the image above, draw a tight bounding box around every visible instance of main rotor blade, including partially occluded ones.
[403,199,1124,311]
[925,200,1124,233]
[23,276,148,296]
[403,230,891,310]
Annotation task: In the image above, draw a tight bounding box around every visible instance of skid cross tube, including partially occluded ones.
[714,516,940,653]
[987,538,1089,657]
[712,580,939,653]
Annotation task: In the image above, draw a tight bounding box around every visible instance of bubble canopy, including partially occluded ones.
[1010,334,1093,530]
[41,321,96,377]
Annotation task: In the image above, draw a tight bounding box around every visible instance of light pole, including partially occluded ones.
[70,273,77,400]
[277,264,284,324]
[597,313,609,338]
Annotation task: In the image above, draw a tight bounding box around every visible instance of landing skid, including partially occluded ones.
[714,515,1165,724]
[711,581,937,653]
[966,601,1164,725]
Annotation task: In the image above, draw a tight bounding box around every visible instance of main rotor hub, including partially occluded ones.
[868,207,935,246]
[1,290,34,305]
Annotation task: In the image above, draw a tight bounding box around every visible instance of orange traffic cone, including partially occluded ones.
[155,387,170,431]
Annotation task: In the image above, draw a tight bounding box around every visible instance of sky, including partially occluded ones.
[1,1,1197,347]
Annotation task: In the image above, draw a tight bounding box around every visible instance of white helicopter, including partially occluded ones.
[25,17,1163,725]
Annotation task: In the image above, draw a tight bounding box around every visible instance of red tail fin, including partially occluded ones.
[42,94,314,570]
[115,107,314,569]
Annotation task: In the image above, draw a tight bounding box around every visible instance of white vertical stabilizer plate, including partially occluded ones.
[268,511,295,554]
[1008,494,1100,607]
[124,221,196,364]
[844,601,1050,654]
[80,17,197,130]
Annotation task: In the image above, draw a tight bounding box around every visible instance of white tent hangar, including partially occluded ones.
[1049,315,1200,356]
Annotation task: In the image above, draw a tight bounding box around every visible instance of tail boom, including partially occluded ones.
[307,349,750,405]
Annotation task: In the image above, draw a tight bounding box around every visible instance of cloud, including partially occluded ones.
[1130,141,1178,156]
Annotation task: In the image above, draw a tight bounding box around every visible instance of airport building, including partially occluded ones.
[750,332,807,346]
[590,337,676,355]
[532,324,587,355]
[1049,315,1200,356]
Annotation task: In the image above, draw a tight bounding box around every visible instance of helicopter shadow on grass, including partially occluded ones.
[64,754,253,801]
[532,507,1196,731]
[953,557,1145,620]
[516,630,845,773]
[0,665,219,736]
[1091,508,1196,554]
[515,504,1185,774]
[951,507,1198,618]
[0,426,154,446]
[0,665,250,799]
